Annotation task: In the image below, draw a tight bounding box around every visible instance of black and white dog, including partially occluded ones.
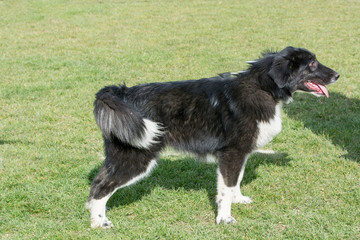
[86,46,339,228]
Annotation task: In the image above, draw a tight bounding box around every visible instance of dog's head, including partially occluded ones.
[267,46,339,98]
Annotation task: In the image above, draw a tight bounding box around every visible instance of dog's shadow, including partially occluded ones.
[284,92,360,163]
[88,151,292,211]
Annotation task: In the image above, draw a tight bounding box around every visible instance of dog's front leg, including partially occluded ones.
[232,154,253,204]
[216,150,250,224]
[216,168,237,224]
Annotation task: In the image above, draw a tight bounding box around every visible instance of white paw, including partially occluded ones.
[101,218,114,229]
[232,195,253,204]
[91,216,114,229]
[216,215,237,224]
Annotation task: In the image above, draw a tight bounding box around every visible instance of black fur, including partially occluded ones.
[87,46,339,226]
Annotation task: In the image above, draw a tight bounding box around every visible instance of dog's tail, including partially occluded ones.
[94,85,163,149]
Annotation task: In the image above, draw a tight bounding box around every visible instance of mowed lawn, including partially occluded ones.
[1,0,359,239]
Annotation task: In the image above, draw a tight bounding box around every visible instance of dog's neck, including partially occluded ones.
[244,57,294,103]
[236,69,293,103]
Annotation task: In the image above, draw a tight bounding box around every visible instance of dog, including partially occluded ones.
[86,46,339,228]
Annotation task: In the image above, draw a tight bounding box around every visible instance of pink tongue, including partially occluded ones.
[306,81,329,98]
[318,84,329,98]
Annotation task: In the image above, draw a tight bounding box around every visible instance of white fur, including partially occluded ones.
[121,160,157,188]
[210,97,219,107]
[256,103,282,148]
[202,154,217,163]
[254,149,275,154]
[309,92,324,97]
[96,109,110,136]
[86,196,113,229]
[231,70,246,75]
[285,97,293,104]
[297,89,323,98]
[216,169,237,224]
[131,119,163,149]
[246,60,258,64]
[87,160,157,228]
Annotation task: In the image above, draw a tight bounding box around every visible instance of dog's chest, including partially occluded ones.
[256,103,282,148]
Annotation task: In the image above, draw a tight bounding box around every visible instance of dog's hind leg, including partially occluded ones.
[216,149,251,224]
[86,141,160,229]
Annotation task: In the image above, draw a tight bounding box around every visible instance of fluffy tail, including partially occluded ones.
[94,85,163,149]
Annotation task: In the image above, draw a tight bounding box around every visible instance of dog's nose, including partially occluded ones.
[335,73,340,80]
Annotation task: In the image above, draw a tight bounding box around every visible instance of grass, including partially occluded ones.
[0,0,359,239]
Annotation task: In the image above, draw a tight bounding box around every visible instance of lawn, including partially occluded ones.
[0,0,359,239]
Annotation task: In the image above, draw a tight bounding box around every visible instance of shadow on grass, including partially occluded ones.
[284,92,360,163]
[88,151,292,213]
[0,139,33,145]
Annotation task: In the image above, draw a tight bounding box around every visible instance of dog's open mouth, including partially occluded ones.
[304,81,329,98]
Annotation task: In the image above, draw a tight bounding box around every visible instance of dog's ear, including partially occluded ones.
[268,56,291,88]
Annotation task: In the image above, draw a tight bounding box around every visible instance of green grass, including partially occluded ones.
[1,0,359,239]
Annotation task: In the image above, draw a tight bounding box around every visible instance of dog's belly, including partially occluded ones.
[256,103,282,148]
[167,134,223,155]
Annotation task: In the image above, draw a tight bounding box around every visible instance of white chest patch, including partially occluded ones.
[256,103,282,149]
